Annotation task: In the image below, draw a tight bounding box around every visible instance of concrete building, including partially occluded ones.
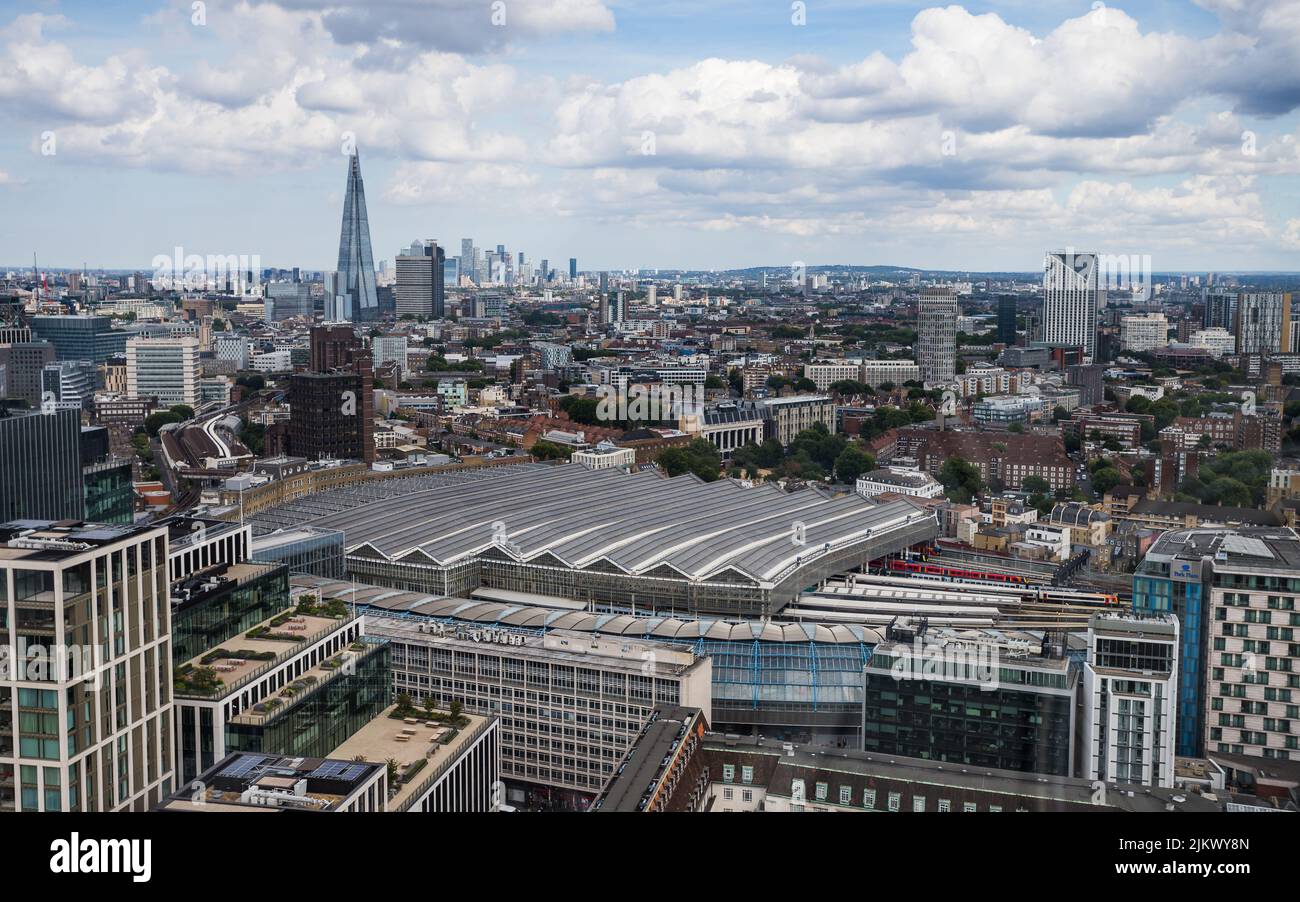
[856,467,944,499]
[755,394,835,447]
[1043,251,1099,361]
[1082,612,1179,788]
[1120,313,1169,352]
[917,287,957,385]
[126,336,199,407]
[572,440,635,470]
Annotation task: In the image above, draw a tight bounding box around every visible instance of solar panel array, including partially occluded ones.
[218,754,270,779]
[308,761,369,782]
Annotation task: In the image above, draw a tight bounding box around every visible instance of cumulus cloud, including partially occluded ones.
[2,0,1300,261]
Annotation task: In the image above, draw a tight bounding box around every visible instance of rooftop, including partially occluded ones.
[328,703,491,812]
[0,519,162,564]
[159,752,382,812]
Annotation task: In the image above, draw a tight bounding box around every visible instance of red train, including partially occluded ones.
[887,558,1031,585]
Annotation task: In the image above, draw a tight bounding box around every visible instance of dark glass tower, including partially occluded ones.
[336,152,378,322]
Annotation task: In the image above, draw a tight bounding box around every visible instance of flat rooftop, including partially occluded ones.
[160,752,382,812]
[0,519,163,564]
[329,703,489,812]
[176,606,352,699]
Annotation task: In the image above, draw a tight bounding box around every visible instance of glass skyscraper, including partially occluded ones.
[336,152,378,322]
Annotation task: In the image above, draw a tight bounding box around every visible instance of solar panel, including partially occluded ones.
[1221,535,1273,560]
[340,764,368,782]
[219,755,269,779]
[309,761,347,779]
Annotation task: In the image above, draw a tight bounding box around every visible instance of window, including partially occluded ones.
[963,802,977,813]
[815,782,828,801]
[989,805,1002,813]
[938,799,951,812]
[742,790,753,803]
[863,789,876,809]
[723,787,733,801]
[887,792,900,812]
[913,795,926,812]
[741,765,753,785]
[839,786,851,805]
[722,764,734,783]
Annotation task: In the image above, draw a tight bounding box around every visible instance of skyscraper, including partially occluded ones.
[1043,251,1099,360]
[569,258,577,280]
[395,240,446,320]
[917,287,957,385]
[996,295,1017,345]
[336,151,379,322]
[1234,292,1290,355]
[460,239,475,286]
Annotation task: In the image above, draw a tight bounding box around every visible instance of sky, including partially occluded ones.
[1,0,1300,273]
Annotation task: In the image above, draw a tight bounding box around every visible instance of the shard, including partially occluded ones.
[334,150,378,322]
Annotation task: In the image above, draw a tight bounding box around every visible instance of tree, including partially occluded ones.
[169,404,194,421]
[530,440,574,461]
[834,446,875,485]
[939,457,983,504]
[144,410,183,436]
[449,699,464,722]
[1022,475,1050,496]
[1090,467,1124,496]
[658,438,721,481]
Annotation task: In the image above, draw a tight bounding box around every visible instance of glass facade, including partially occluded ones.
[225,641,390,760]
[336,153,378,321]
[82,460,133,524]
[1134,560,1206,757]
[171,564,290,666]
[862,657,1075,777]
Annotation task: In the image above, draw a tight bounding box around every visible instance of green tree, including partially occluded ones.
[833,446,876,485]
[939,457,983,504]
[1022,475,1050,495]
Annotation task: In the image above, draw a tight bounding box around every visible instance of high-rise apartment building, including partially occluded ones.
[126,336,200,407]
[1234,292,1291,355]
[917,287,957,384]
[1043,251,1099,360]
[335,151,379,322]
[0,519,175,811]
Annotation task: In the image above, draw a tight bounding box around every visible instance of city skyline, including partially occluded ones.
[3,1,1300,272]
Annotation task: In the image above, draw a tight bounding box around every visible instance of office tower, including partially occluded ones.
[862,621,1077,777]
[539,259,549,285]
[396,240,442,320]
[1120,313,1169,352]
[41,360,96,410]
[569,258,577,280]
[265,281,312,321]
[917,287,957,385]
[996,295,1016,345]
[1203,290,1237,331]
[0,341,55,406]
[443,256,459,289]
[372,334,408,380]
[0,408,85,521]
[1082,613,1178,788]
[309,324,358,372]
[126,336,200,406]
[460,239,474,286]
[29,315,128,363]
[0,519,175,811]
[212,334,250,370]
[1043,251,1099,360]
[1234,292,1290,355]
[335,151,379,322]
[291,325,374,463]
[647,284,657,308]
